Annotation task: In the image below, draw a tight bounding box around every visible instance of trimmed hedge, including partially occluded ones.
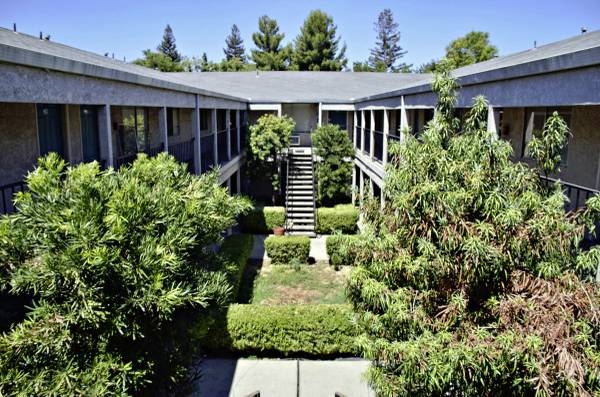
[208,304,358,357]
[326,234,361,267]
[316,204,358,234]
[219,234,254,301]
[264,235,310,265]
[239,206,285,234]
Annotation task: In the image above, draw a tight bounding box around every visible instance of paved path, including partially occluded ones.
[249,234,330,265]
[190,358,374,397]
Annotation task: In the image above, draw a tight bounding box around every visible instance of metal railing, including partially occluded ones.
[217,129,229,164]
[373,130,384,162]
[168,138,195,170]
[201,134,215,171]
[284,153,290,232]
[355,125,362,150]
[1,180,27,215]
[363,128,371,155]
[114,143,164,169]
[231,127,239,157]
[540,175,599,212]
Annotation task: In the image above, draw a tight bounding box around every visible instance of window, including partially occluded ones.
[521,107,571,165]
[119,107,147,155]
[167,108,180,137]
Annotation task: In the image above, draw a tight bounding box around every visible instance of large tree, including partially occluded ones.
[369,9,407,72]
[223,24,246,62]
[251,15,291,71]
[445,30,498,67]
[158,24,181,62]
[292,10,347,71]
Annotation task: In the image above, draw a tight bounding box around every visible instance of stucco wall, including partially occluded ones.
[0,102,38,185]
[282,104,318,132]
[66,105,83,164]
[560,106,600,188]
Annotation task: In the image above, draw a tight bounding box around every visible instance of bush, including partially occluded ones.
[326,234,360,267]
[206,304,358,357]
[239,206,285,233]
[0,153,251,396]
[219,234,254,302]
[264,235,310,265]
[316,204,358,234]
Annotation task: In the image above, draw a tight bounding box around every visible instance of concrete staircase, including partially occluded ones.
[285,148,316,237]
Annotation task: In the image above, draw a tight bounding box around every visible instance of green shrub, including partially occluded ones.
[316,204,358,234]
[239,206,285,233]
[219,234,254,302]
[326,234,360,267]
[264,235,310,265]
[207,304,358,357]
[0,153,251,396]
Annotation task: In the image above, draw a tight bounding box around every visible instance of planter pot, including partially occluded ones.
[273,226,285,236]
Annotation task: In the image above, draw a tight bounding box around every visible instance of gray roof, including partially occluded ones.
[170,71,431,103]
[0,28,246,102]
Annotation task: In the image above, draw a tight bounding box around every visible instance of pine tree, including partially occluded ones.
[223,24,246,62]
[293,10,347,71]
[251,15,291,71]
[157,24,181,63]
[369,9,407,72]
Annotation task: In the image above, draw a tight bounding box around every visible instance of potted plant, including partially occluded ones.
[273,225,285,236]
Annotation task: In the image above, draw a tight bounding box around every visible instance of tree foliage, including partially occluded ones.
[133,49,191,72]
[158,24,182,62]
[251,15,292,71]
[224,24,246,62]
[312,124,354,205]
[446,30,498,68]
[0,153,250,395]
[248,114,295,195]
[292,10,347,71]
[528,111,570,176]
[369,8,407,72]
[347,70,600,396]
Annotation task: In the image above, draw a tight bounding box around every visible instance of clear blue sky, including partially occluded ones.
[4,0,600,69]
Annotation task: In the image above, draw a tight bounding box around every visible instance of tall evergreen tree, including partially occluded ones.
[293,10,347,71]
[157,24,181,63]
[369,9,407,72]
[223,24,246,62]
[251,15,291,71]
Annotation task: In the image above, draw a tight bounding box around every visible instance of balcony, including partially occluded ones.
[231,127,239,157]
[387,134,401,162]
[168,138,195,171]
[217,130,229,164]
[114,143,164,170]
[355,126,362,150]
[201,134,214,171]
[363,128,371,155]
[373,130,384,162]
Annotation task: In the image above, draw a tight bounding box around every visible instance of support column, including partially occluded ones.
[359,169,364,206]
[487,105,498,139]
[383,109,389,166]
[99,104,114,168]
[353,111,358,148]
[360,110,365,152]
[400,96,408,141]
[370,109,375,159]
[236,109,241,154]
[192,96,202,174]
[351,166,356,205]
[318,102,323,127]
[226,110,231,161]
[212,109,218,166]
[159,106,169,153]
[236,169,242,194]
[277,104,282,117]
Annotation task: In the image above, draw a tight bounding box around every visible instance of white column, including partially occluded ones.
[380,183,385,209]
[400,96,408,141]
[212,109,218,165]
[351,166,356,205]
[359,169,364,206]
[360,110,365,152]
[370,109,375,159]
[318,103,323,127]
[100,104,114,168]
[383,109,389,166]
[159,106,169,153]
[277,104,282,117]
[353,111,358,148]
[487,105,498,139]
[192,100,202,174]
[236,109,241,154]
[226,110,231,161]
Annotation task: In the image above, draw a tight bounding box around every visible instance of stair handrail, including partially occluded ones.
[284,149,291,233]
[311,136,317,234]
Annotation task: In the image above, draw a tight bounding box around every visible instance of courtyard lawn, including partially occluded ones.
[248,262,350,305]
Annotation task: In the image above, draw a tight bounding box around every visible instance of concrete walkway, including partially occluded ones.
[190,358,374,397]
[249,234,330,265]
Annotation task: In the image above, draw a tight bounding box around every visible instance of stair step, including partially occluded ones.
[287,224,315,231]
[287,231,316,237]
[286,207,314,212]
[287,213,315,218]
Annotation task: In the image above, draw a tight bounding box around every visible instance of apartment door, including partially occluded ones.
[37,104,64,157]
[80,106,100,162]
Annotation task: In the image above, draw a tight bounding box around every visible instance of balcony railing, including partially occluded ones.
[355,126,362,150]
[363,128,371,155]
[231,127,239,157]
[240,125,248,151]
[168,138,195,170]
[373,130,384,162]
[217,130,229,164]
[201,134,215,171]
[1,180,27,215]
[540,175,599,212]
[114,143,164,170]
